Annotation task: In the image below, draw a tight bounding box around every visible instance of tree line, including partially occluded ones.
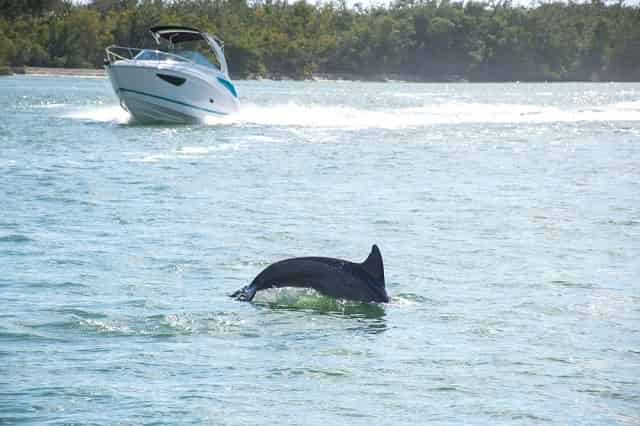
[1,0,639,81]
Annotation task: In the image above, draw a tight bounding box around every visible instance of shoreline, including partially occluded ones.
[1,66,637,83]
[10,66,107,77]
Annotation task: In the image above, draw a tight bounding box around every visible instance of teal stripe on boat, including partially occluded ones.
[118,88,227,115]
[217,77,238,98]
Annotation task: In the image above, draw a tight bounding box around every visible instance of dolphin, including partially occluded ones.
[231,245,389,303]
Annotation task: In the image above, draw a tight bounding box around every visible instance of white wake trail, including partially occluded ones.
[66,100,640,128]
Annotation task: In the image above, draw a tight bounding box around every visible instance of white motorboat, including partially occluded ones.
[104,26,239,123]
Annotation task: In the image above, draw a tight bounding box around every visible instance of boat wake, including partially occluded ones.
[65,100,640,129]
[64,105,132,124]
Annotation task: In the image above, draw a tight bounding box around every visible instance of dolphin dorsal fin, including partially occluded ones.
[360,244,385,285]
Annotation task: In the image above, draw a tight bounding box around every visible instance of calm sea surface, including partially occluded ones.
[1,76,639,425]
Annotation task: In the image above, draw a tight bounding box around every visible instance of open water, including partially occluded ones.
[1,76,639,425]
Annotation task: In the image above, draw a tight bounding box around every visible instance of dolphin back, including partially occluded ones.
[231,245,389,303]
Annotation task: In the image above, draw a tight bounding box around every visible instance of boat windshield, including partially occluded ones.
[134,50,187,62]
[169,40,221,70]
[133,48,218,70]
[174,50,220,70]
[120,32,223,71]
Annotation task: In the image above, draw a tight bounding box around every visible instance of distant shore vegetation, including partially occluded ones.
[1,0,639,81]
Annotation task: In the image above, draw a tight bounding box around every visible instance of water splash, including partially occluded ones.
[65,100,640,129]
[63,105,131,124]
[129,143,240,163]
[253,287,386,317]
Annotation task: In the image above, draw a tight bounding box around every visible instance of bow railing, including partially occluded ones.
[105,46,192,64]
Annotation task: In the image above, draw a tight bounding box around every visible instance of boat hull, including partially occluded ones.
[105,60,239,124]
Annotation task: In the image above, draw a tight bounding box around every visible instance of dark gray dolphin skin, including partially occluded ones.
[231,245,389,303]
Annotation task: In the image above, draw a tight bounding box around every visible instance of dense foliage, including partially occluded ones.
[1,0,639,80]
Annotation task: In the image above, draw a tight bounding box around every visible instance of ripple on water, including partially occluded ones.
[576,388,635,401]
[0,234,33,243]
[484,410,552,423]
[49,308,108,319]
[0,323,61,343]
[77,318,135,336]
[268,366,350,379]
[390,292,441,306]
[35,312,247,338]
[148,311,246,337]
[13,315,134,338]
[128,143,242,163]
[604,219,639,227]
[550,279,597,289]
[20,280,88,289]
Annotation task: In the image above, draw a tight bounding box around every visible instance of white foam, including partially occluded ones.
[130,143,240,163]
[214,101,640,129]
[243,135,278,143]
[130,153,172,163]
[176,146,210,155]
[608,101,640,111]
[64,105,131,124]
[64,100,640,129]
[34,103,67,109]
[176,143,240,155]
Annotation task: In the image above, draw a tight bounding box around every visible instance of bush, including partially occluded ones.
[28,43,49,66]
[0,38,16,66]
